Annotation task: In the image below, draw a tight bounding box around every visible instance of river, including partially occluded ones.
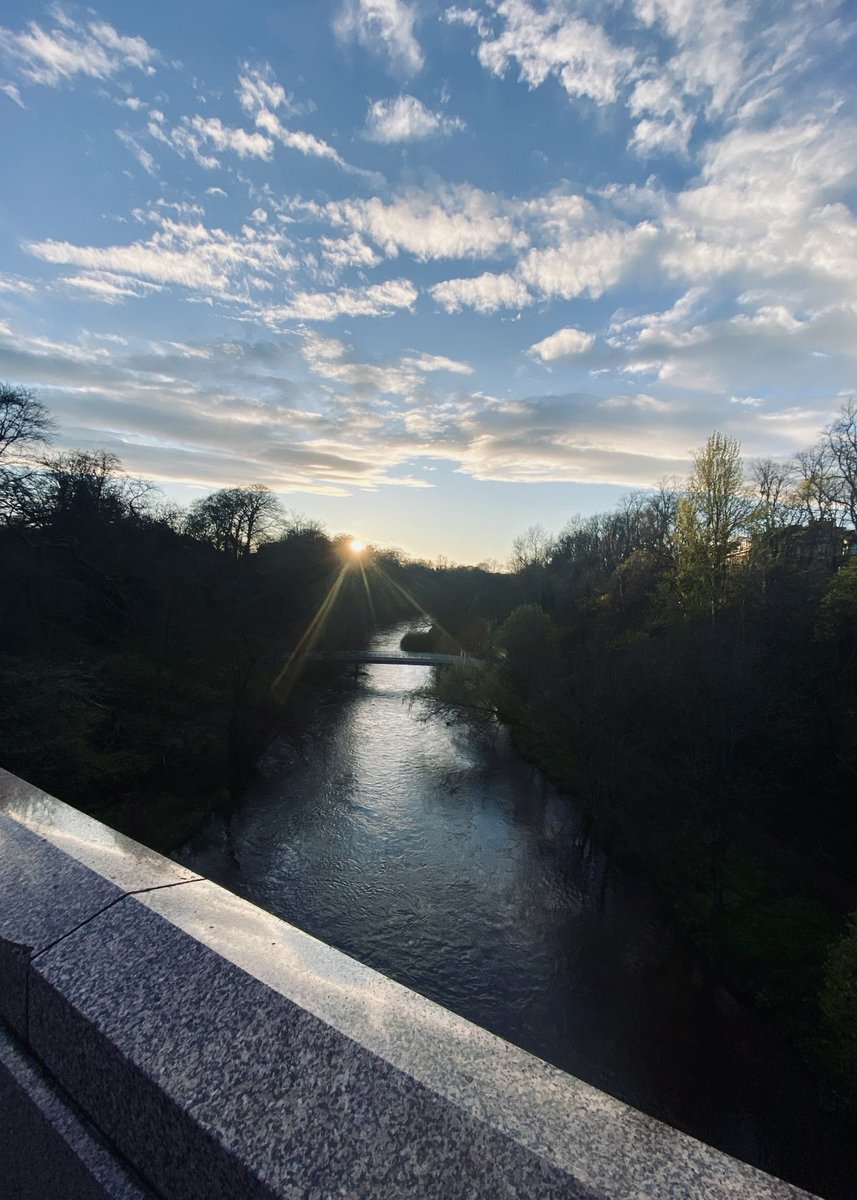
[181,623,851,1199]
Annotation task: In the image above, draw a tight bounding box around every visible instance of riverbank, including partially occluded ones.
[177,623,855,1199]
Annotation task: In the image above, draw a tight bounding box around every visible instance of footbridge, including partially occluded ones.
[307,649,485,668]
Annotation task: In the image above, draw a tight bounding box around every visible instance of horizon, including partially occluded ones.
[1,0,855,564]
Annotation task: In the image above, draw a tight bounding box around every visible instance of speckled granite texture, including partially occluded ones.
[0,1023,154,1200]
[0,766,199,891]
[0,768,821,1200]
[0,811,122,1038]
[29,897,601,1200]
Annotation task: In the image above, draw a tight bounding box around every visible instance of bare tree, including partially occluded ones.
[751,457,799,537]
[510,523,552,573]
[185,485,284,558]
[0,384,56,460]
[823,398,857,529]
[0,385,57,525]
[793,444,845,527]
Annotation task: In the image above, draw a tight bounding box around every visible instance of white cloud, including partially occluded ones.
[471,0,635,105]
[259,278,418,323]
[335,0,423,76]
[403,353,474,374]
[364,95,464,142]
[430,272,531,313]
[59,272,162,303]
[115,129,156,175]
[0,15,157,87]
[627,74,693,157]
[236,63,293,116]
[1,80,25,107]
[25,210,297,299]
[443,8,490,37]
[660,117,857,304]
[235,64,360,173]
[519,223,659,300]
[188,115,273,160]
[318,233,382,271]
[329,186,524,261]
[528,326,594,361]
[0,273,36,295]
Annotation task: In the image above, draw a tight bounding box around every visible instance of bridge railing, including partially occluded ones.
[0,768,817,1200]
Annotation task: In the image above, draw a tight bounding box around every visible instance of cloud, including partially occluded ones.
[235,62,365,175]
[328,186,525,261]
[658,116,857,307]
[430,272,531,313]
[115,129,157,174]
[0,272,36,295]
[529,326,595,361]
[519,223,659,300]
[447,0,849,165]
[0,14,157,87]
[364,95,465,142]
[618,301,857,394]
[469,0,635,106]
[149,114,273,168]
[335,0,423,76]
[258,278,418,323]
[403,353,474,375]
[59,271,163,303]
[25,209,297,299]
[236,63,296,117]
[187,115,273,160]
[1,80,25,107]
[318,233,382,271]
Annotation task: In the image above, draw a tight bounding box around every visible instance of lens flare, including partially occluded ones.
[350,539,365,553]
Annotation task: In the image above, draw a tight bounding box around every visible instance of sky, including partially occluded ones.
[1,0,855,564]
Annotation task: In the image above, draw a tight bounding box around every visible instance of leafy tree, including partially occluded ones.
[675,432,753,618]
[820,915,857,1103]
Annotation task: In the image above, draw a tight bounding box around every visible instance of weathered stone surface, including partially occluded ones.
[29,894,600,1200]
[0,1023,154,1200]
[140,881,820,1200]
[0,767,199,891]
[0,811,122,1038]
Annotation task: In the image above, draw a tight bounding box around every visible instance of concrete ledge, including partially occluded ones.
[0,769,819,1199]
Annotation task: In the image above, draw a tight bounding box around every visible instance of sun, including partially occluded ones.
[350,538,366,554]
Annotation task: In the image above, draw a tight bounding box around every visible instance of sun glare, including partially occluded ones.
[350,538,366,553]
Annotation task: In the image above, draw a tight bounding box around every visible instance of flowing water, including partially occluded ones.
[183,623,851,1199]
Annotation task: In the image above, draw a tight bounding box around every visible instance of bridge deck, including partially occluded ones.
[307,650,485,668]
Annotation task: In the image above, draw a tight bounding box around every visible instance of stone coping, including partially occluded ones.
[0,768,819,1199]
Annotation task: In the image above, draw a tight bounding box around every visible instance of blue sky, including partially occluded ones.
[1,1,855,563]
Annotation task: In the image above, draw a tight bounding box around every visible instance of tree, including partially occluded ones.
[823,397,857,529]
[674,432,753,618]
[29,449,127,529]
[185,485,283,558]
[0,384,57,525]
[0,384,55,460]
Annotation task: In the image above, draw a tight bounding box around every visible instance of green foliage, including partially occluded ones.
[820,915,857,1102]
[818,557,857,641]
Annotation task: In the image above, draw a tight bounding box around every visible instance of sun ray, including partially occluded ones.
[272,565,348,696]
[357,556,376,625]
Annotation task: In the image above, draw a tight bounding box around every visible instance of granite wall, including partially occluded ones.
[0,767,818,1199]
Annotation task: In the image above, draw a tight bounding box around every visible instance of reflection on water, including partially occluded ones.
[184,624,848,1199]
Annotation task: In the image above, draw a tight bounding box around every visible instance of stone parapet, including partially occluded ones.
[0,768,818,1199]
